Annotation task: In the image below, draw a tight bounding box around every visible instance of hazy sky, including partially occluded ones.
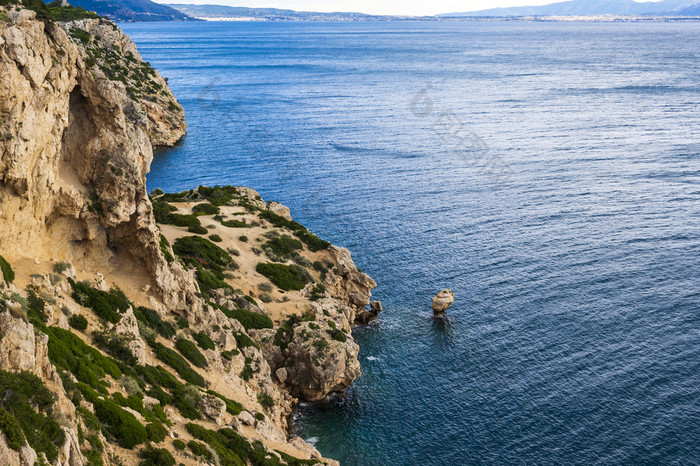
[156,0,662,16]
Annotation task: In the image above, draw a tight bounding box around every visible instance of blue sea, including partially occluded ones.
[121,21,700,465]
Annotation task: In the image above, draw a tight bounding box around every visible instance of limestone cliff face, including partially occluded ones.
[0,10,192,310]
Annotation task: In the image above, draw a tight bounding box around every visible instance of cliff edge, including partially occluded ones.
[0,4,377,465]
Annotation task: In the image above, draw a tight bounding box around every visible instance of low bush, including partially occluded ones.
[188,440,213,460]
[219,305,273,331]
[173,236,234,272]
[239,235,248,242]
[256,263,313,291]
[309,283,326,301]
[149,340,205,387]
[134,306,176,339]
[192,203,220,216]
[173,439,186,450]
[159,234,174,263]
[0,370,66,462]
[207,390,243,415]
[294,230,330,252]
[68,314,88,331]
[0,255,14,283]
[0,406,25,450]
[138,444,175,466]
[93,398,147,448]
[47,327,122,387]
[145,422,167,443]
[209,234,223,242]
[92,331,138,366]
[193,332,216,350]
[69,279,130,324]
[188,224,208,234]
[263,236,302,261]
[257,393,275,411]
[175,338,208,368]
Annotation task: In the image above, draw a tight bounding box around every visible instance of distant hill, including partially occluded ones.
[166,4,377,20]
[439,0,700,17]
[676,3,700,14]
[61,0,196,22]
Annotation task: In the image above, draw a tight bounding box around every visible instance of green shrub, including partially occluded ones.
[256,263,313,291]
[219,305,273,331]
[313,339,329,351]
[239,235,248,242]
[173,439,186,450]
[68,314,88,331]
[195,267,232,296]
[145,422,167,443]
[257,283,273,293]
[26,291,48,326]
[92,331,137,366]
[207,390,243,415]
[309,283,326,301]
[192,203,220,216]
[93,398,147,448]
[133,307,176,339]
[69,279,130,324]
[170,384,201,420]
[209,234,223,242]
[198,186,237,206]
[188,224,208,234]
[259,292,273,303]
[328,329,347,342]
[254,412,265,421]
[150,188,164,196]
[219,218,248,228]
[0,406,25,450]
[176,317,189,329]
[53,261,71,274]
[188,440,212,460]
[193,332,216,350]
[257,393,274,411]
[159,234,174,263]
[138,444,175,466]
[175,338,208,368]
[173,236,234,273]
[294,230,330,252]
[149,341,205,387]
[47,327,121,387]
[0,371,65,462]
[262,236,302,260]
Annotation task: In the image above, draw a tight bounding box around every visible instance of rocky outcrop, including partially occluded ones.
[432,289,455,314]
[0,11,193,311]
[325,245,377,316]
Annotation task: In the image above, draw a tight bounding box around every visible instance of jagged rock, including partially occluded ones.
[0,434,21,465]
[59,261,77,279]
[0,15,191,312]
[142,395,160,408]
[0,313,38,373]
[356,300,382,324]
[284,321,361,402]
[60,426,85,466]
[325,246,377,313]
[289,437,323,460]
[238,411,256,426]
[267,201,292,220]
[275,367,288,384]
[254,416,287,443]
[92,273,109,292]
[111,307,148,365]
[19,443,38,466]
[432,289,455,314]
[199,395,227,425]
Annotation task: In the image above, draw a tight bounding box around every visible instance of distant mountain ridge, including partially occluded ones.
[440,0,700,17]
[61,0,196,21]
[166,3,374,20]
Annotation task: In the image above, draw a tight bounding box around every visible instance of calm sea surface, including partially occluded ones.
[121,21,700,465]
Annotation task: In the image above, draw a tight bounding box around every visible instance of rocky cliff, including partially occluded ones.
[0,5,377,465]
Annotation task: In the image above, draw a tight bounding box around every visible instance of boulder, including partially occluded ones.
[238,411,255,426]
[432,289,455,314]
[356,300,382,324]
[267,202,292,221]
[199,395,227,425]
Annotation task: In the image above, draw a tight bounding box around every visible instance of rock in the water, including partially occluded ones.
[432,289,455,314]
[356,300,382,324]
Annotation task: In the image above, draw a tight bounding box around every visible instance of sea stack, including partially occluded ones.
[432,289,455,315]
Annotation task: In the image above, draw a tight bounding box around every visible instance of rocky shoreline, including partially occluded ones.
[0,5,377,465]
